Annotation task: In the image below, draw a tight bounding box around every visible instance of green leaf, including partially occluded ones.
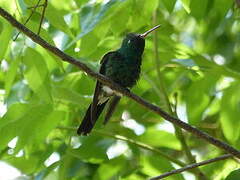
[162,0,177,13]
[45,3,73,37]
[23,0,73,37]
[225,169,240,180]
[190,0,209,20]
[140,154,184,179]
[94,156,126,180]
[22,18,55,45]
[52,85,85,105]
[220,82,240,144]
[137,128,181,150]
[180,0,191,13]
[36,161,60,180]
[214,0,233,19]
[70,136,112,163]
[6,155,43,174]
[186,74,218,125]
[66,0,121,48]
[0,0,15,12]
[192,55,240,80]
[5,57,21,98]
[109,1,131,35]
[0,18,13,60]
[0,102,64,152]
[23,48,52,103]
[37,47,64,72]
[0,103,42,150]
[79,33,100,57]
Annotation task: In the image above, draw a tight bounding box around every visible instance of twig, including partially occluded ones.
[13,0,42,41]
[94,131,185,166]
[14,0,21,16]
[37,0,48,35]
[58,126,232,177]
[172,93,203,174]
[57,126,186,167]
[28,4,45,9]
[1,7,240,158]
[149,154,233,180]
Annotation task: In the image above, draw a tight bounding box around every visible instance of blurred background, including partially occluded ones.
[0,0,240,179]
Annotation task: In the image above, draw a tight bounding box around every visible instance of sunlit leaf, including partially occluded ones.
[180,0,191,13]
[220,82,240,144]
[5,57,21,98]
[0,18,13,60]
[23,48,52,103]
[138,128,181,150]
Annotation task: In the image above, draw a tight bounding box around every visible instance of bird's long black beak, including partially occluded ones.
[140,25,161,38]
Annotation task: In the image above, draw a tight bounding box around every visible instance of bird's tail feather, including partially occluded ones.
[104,96,121,125]
[77,101,108,135]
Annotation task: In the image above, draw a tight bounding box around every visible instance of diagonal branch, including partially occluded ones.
[149,154,233,180]
[1,7,240,158]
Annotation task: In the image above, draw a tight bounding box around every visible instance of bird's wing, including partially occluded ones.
[90,52,116,123]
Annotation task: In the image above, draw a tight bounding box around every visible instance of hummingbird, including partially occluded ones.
[77,25,160,135]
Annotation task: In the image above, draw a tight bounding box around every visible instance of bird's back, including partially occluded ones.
[103,51,142,88]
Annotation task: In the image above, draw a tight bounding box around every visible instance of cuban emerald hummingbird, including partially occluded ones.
[77,25,160,135]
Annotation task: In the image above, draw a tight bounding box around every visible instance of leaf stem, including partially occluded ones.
[13,0,42,41]
[37,0,48,35]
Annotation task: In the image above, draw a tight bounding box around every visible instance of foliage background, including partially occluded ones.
[0,0,240,179]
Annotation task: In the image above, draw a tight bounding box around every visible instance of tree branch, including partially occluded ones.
[1,7,240,158]
[149,154,233,180]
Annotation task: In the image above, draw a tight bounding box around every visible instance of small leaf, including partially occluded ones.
[190,0,209,20]
[180,0,191,13]
[162,0,177,12]
[94,156,126,180]
[6,155,42,174]
[220,82,240,144]
[45,3,73,37]
[70,136,112,163]
[5,57,21,98]
[0,18,13,60]
[140,154,184,179]
[0,102,64,152]
[66,0,120,48]
[23,48,52,103]
[186,74,218,125]
[225,169,240,180]
[23,0,73,37]
[52,85,85,105]
[137,128,181,150]
[214,0,233,19]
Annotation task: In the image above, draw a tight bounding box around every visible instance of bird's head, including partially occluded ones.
[119,25,160,57]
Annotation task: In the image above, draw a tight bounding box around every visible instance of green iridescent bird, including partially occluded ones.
[77,25,160,135]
